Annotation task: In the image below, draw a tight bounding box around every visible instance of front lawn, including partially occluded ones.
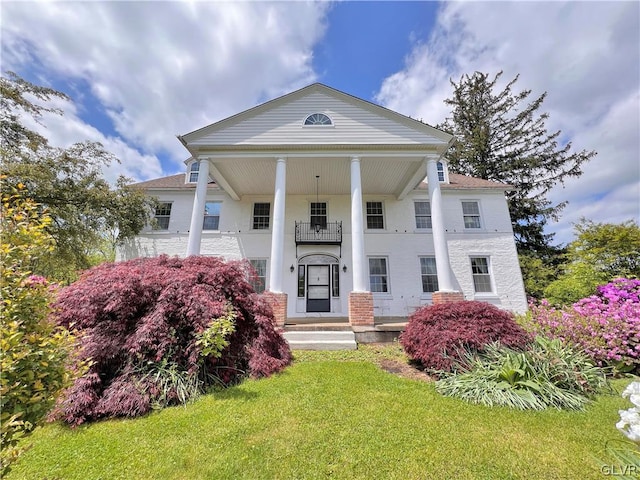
[6,345,634,480]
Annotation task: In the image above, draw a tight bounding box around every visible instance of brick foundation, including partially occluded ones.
[349,291,374,326]
[263,292,288,327]
[432,291,465,305]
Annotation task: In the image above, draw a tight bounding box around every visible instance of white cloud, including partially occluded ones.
[376,1,640,245]
[2,1,329,173]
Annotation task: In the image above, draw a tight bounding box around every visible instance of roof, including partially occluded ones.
[133,172,512,192]
[131,173,218,190]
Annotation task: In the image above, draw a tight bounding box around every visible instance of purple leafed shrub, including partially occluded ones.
[527,278,640,372]
[50,255,292,426]
[400,301,531,372]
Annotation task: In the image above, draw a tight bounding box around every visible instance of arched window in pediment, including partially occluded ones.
[304,113,333,126]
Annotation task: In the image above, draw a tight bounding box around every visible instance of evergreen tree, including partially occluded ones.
[438,71,596,256]
[1,72,154,281]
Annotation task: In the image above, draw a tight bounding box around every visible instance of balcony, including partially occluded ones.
[295,221,342,246]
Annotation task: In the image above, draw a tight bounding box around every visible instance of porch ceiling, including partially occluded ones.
[206,155,428,198]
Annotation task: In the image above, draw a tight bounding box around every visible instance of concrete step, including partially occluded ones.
[283,330,357,350]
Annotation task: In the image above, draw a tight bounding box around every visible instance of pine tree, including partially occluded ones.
[438,71,596,256]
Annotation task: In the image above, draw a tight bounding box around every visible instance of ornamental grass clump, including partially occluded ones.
[49,255,292,426]
[525,278,640,374]
[399,301,530,373]
[436,336,610,410]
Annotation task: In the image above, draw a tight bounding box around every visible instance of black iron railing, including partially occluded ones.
[295,221,342,245]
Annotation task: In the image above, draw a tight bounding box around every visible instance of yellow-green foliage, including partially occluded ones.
[196,307,236,360]
[0,182,79,475]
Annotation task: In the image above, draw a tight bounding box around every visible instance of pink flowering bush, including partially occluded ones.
[525,278,640,373]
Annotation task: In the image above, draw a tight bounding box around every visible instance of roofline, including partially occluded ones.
[178,83,454,150]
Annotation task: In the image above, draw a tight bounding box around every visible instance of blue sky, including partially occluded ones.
[2,1,639,245]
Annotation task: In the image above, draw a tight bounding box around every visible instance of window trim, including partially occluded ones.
[419,256,439,294]
[414,200,432,230]
[252,202,271,230]
[365,201,385,230]
[153,202,172,231]
[462,200,483,230]
[203,201,221,231]
[470,255,494,294]
[303,113,333,126]
[368,256,390,294]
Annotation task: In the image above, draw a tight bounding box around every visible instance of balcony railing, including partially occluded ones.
[295,221,342,245]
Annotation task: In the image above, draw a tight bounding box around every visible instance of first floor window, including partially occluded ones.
[369,257,389,293]
[297,265,305,297]
[252,202,270,230]
[153,202,172,230]
[470,256,493,293]
[203,202,221,230]
[366,201,384,229]
[419,257,439,293]
[414,201,432,229]
[249,259,266,293]
[332,264,340,297]
[462,201,481,229]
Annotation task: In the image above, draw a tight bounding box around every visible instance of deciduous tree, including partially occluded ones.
[0,72,153,281]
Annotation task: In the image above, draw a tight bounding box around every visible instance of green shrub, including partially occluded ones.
[0,184,80,475]
[436,336,610,410]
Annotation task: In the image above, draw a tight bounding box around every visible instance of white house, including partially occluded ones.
[118,83,527,327]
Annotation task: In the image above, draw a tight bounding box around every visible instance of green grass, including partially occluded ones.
[6,345,635,480]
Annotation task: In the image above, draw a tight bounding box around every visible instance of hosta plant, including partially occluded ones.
[435,336,610,410]
[50,255,292,426]
[400,301,530,373]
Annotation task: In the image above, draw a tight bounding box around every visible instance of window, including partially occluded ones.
[414,201,432,229]
[249,259,266,294]
[366,201,384,229]
[153,202,172,230]
[470,257,493,293]
[189,161,200,183]
[310,202,327,230]
[203,201,221,230]
[462,201,481,229]
[297,266,305,297]
[369,257,389,293]
[332,264,340,297]
[420,257,439,293]
[437,162,445,182]
[252,203,270,230]
[304,113,332,126]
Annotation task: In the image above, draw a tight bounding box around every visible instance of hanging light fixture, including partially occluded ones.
[314,175,321,234]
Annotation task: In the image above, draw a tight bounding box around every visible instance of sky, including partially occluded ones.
[2,0,639,246]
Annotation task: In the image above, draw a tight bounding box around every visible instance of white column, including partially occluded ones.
[186,159,210,256]
[427,157,455,291]
[268,157,286,293]
[350,156,368,292]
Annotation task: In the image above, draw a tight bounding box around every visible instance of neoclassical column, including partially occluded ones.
[268,157,287,293]
[426,157,455,291]
[350,156,368,292]
[186,158,210,256]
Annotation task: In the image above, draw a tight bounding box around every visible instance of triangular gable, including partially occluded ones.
[179,83,453,151]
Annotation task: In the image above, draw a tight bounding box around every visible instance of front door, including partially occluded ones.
[306,265,331,312]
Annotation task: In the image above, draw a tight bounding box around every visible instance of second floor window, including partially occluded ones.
[310,202,327,230]
[252,203,270,230]
[153,202,172,230]
[203,201,221,230]
[366,201,384,229]
[462,201,481,229]
[189,162,199,183]
[437,161,445,182]
[414,201,432,229]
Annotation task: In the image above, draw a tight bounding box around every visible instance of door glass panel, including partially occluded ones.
[308,286,330,299]
[308,266,329,285]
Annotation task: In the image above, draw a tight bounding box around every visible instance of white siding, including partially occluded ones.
[191,92,447,147]
[119,187,527,315]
